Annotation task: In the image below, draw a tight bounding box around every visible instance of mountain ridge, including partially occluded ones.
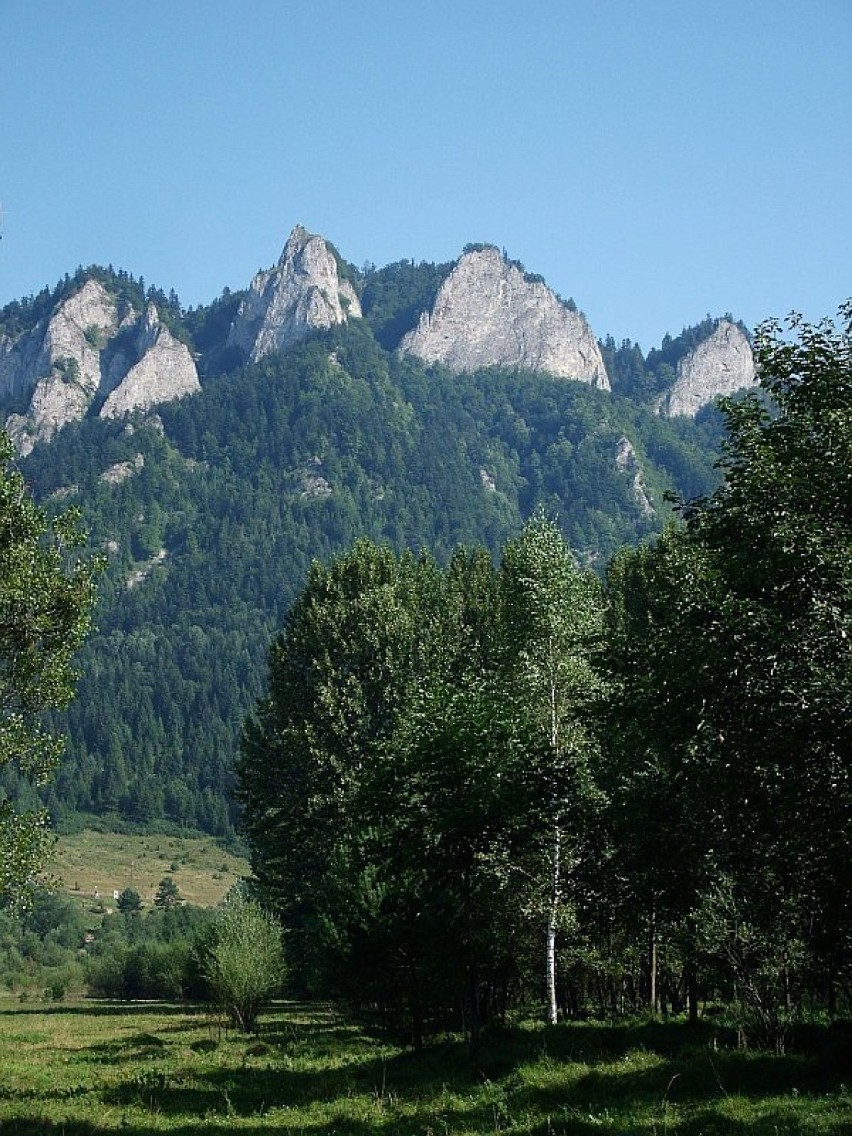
[1,225,756,459]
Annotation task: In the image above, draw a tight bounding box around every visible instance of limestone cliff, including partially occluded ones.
[3,280,119,454]
[100,304,200,419]
[1,284,201,454]
[227,225,362,364]
[0,279,118,405]
[614,435,654,519]
[398,246,609,389]
[657,320,755,418]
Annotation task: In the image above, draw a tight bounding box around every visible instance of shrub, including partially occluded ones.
[203,892,284,1032]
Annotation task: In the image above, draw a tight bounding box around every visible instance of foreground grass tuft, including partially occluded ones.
[0,999,849,1133]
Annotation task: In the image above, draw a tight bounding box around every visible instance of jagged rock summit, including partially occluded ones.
[399,245,610,390]
[657,320,755,418]
[1,279,118,454]
[100,303,200,420]
[0,281,199,455]
[227,225,362,364]
[0,225,758,456]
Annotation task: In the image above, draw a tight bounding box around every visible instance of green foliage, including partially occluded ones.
[233,306,852,1046]
[602,304,852,1046]
[153,875,181,907]
[497,515,606,1025]
[361,259,454,348]
[203,891,284,1032]
[11,317,720,841]
[183,286,247,375]
[240,519,608,1042]
[84,899,214,1000]
[0,431,99,901]
[682,304,852,1037]
[116,887,142,915]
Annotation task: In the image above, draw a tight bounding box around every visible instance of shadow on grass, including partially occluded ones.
[97,1015,850,1129]
[0,1117,840,1136]
[3,1004,849,1135]
[0,1000,196,1018]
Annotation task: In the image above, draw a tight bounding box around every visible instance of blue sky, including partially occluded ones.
[1,0,849,349]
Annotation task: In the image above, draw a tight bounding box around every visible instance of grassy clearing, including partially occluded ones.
[47,831,249,912]
[0,1000,848,1134]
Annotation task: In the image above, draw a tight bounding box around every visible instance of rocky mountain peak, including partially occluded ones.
[1,281,200,454]
[398,246,609,389]
[0,279,117,402]
[227,225,362,364]
[657,320,755,418]
[99,306,200,421]
[2,280,119,454]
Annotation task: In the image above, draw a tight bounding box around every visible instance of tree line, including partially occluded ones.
[238,307,852,1052]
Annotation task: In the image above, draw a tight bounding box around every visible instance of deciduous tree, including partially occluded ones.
[497,514,606,1024]
[0,432,98,901]
[204,891,284,1032]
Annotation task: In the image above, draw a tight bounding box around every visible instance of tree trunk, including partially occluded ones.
[827,956,837,1018]
[686,960,698,1023]
[546,821,561,1025]
[648,903,658,1014]
[463,863,480,1054]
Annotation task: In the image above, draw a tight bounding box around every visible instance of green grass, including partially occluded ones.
[0,1001,849,1133]
[48,830,250,911]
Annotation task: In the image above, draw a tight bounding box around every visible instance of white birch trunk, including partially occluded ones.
[545,657,560,1025]
[649,901,657,1013]
[546,819,561,1025]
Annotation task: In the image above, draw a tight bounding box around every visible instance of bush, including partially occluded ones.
[203,893,284,1032]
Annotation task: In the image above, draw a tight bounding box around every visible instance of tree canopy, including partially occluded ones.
[238,306,852,1049]
[0,431,98,901]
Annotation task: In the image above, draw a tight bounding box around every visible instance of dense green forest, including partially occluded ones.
[1,260,727,838]
[239,307,852,1049]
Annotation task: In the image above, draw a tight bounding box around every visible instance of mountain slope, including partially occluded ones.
[0,232,736,836]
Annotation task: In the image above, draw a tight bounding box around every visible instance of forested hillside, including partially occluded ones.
[1,254,728,837]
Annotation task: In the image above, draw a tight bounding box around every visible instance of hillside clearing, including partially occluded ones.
[47,830,249,911]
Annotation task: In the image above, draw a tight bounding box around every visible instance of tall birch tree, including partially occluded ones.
[497,513,605,1024]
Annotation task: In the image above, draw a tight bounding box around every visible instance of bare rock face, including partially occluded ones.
[0,279,118,403]
[399,246,609,389]
[100,453,145,485]
[6,375,90,457]
[298,456,332,499]
[615,435,654,519]
[100,305,200,419]
[3,280,119,454]
[657,320,755,418]
[227,226,362,364]
[2,284,201,453]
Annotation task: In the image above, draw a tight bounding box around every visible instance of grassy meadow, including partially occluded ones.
[0,999,849,1134]
[48,831,249,912]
